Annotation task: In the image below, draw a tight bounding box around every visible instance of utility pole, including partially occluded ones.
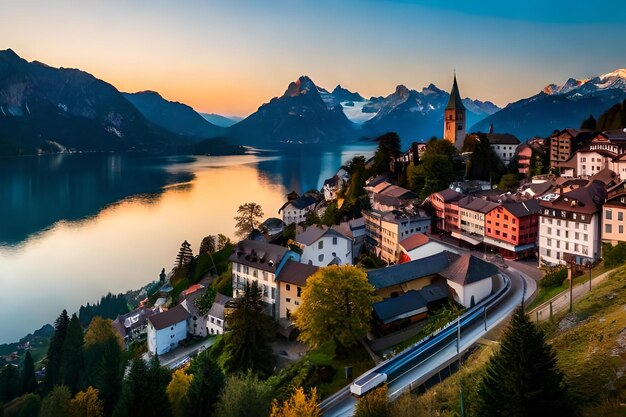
[484,305,487,331]
[588,262,592,291]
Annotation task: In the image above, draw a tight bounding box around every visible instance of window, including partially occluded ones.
[619,212,624,221]
[271,287,276,300]
[318,241,323,249]
[297,287,302,297]
[606,224,612,233]
[606,210,613,220]
[332,237,337,245]
[620,225,624,234]
[286,298,291,303]
[547,238,552,246]
[318,254,324,262]
[263,284,269,297]
[286,284,291,291]
[237,264,241,272]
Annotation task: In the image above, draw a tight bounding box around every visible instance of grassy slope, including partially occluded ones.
[393,264,626,416]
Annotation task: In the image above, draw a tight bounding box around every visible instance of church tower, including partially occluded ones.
[443,74,466,148]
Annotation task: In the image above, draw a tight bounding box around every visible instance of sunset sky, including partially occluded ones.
[1,0,625,116]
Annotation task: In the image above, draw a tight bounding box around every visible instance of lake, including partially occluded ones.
[0,145,374,343]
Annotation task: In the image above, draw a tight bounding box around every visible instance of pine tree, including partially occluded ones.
[199,235,216,255]
[221,281,276,377]
[476,306,573,417]
[43,310,71,392]
[21,350,37,394]
[60,314,84,393]
[0,364,21,403]
[580,113,597,130]
[174,240,194,269]
[113,357,172,417]
[39,385,72,417]
[185,351,224,417]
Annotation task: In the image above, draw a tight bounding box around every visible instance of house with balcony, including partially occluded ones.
[230,240,300,319]
[429,188,464,233]
[538,180,606,266]
[454,196,499,246]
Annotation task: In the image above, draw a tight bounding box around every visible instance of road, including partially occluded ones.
[143,336,217,369]
[529,268,614,322]
[321,267,534,416]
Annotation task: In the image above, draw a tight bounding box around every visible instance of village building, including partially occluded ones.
[276,260,319,319]
[147,304,190,356]
[538,180,606,266]
[483,200,540,259]
[322,175,344,201]
[180,288,209,337]
[261,217,286,237]
[454,196,499,245]
[295,224,354,266]
[398,233,457,263]
[112,307,159,349]
[516,143,532,176]
[602,180,626,246]
[549,128,596,170]
[443,75,466,148]
[438,253,498,308]
[363,207,431,264]
[429,188,464,233]
[207,293,234,335]
[278,194,318,225]
[482,131,521,165]
[230,240,300,319]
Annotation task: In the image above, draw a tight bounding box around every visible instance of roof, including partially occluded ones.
[112,308,159,337]
[483,133,521,145]
[261,217,285,229]
[379,185,415,199]
[458,196,500,214]
[439,253,499,286]
[525,181,553,196]
[446,75,465,111]
[539,180,607,215]
[435,188,465,202]
[207,293,234,321]
[349,217,365,230]
[148,304,190,331]
[229,240,289,272]
[399,233,430,252]
[590,168,618,186]
[277,260,320,286]
[500,199,540,218]
[372,181,393,194]
[181,284,204,298]
[367,251,459,289]
[280,195,317,211]
[296,225,351,246]
[373,291,427,324]
[419,283,450,303]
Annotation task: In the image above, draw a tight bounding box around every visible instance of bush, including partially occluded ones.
[540,268,568,288]
[603,242,626,268]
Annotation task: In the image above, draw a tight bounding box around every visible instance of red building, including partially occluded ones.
[429,188,464,233]
[483,200,540,259]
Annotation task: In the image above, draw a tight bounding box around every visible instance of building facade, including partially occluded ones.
[516,143,532,176]
[443,75,466,148]
[457,196,499,242]
[147,304,190,356]
[538,181,606,265]
[602,181,626,246]
[483,200,540,259]
[276,260,319,319]
[549,129,595,170]
[278,195,317,225]
[429,188,464,233]
[296,226,353,267]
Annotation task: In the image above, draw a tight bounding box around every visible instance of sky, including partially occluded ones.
[1,0,625,116]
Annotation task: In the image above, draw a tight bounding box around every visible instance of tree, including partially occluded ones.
[477,306,573,417]
[70,387,104,417]
[199,236,216,255]
[59,314,84,393]
[185,351,224,417]
[113,357,172,417]
[166,369,192,417]
[83,317,125,416]
[219,281,276,377]
[602,242,626,267]
[304,210,322,226]
[321,201,340,226]
[38,385,71,417]
[293,265,379,349]
[269,387,320,417]
[21,351,37,395]
[16,392,41,417]
[423,137,457,159]
[466,135,504,182]
[580,113,597,130]
[215,372,273,417]
[175,240,194,270]
[0,364,21,403]
[217,234,231,251]
[354,385,390,417]
[195,287,217,316]
[43,310,70,392]
[234,203,264,239]
[372,132,402,176]
[498,173,519,190]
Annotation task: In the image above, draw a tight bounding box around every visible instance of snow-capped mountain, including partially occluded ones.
[472,68,626,140]
[227,76,356,146]
[360,83,500,142]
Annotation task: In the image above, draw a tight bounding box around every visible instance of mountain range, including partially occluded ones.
[2,48,625,155]
[471,70,626,139]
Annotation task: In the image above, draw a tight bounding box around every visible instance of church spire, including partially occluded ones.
[446,74,465,111]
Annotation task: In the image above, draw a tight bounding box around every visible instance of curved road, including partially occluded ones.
[321,267,534,416]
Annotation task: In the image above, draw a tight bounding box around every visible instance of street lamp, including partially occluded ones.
[586,261,592,291]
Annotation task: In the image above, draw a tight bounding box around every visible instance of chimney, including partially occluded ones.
[489,124,494,134]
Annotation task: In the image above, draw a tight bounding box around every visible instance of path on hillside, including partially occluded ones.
[529,269,615,322]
